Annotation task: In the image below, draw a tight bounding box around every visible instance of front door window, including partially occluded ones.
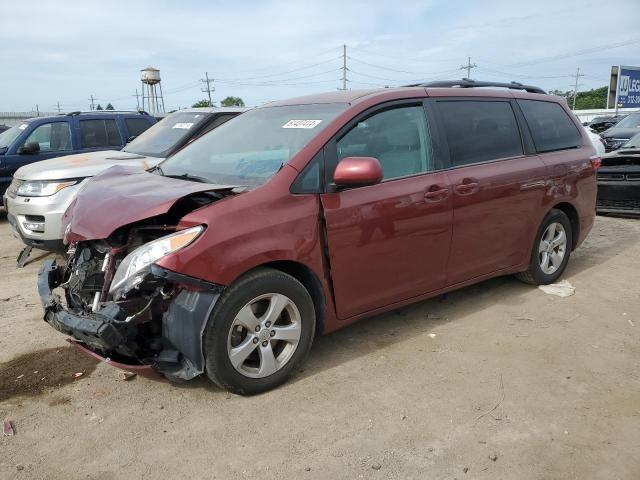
[23,122,72,152]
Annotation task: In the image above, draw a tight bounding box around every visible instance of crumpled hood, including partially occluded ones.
[63,165,236,242]
[14,150,162,181]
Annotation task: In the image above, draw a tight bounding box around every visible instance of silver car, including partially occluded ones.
[4,107,246,256]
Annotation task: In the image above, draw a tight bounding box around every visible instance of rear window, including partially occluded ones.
[124,118,152,138]
[79,119,122,148]
[517,100,581,153]
[437,100,523,167]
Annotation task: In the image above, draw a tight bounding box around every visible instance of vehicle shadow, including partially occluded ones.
[292,216,639,385]
[169,217,639,394]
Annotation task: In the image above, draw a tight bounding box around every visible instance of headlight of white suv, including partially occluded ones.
[109,225,204,297]
[17,180,78,197]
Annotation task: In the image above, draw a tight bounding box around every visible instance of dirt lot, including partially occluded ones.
[0,210,639,480]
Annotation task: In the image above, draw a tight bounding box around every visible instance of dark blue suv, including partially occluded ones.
[0,111,156,204]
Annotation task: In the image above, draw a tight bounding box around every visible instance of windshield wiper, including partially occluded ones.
[148,165,164,175]
[164,173,211,183]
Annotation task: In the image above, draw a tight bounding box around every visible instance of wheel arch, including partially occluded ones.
[240,260,327,336]
[550,201,580,250]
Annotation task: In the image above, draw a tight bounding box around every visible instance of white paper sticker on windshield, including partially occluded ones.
[18,124,28,130]
[172,122,194,129]
[282,120,322,129]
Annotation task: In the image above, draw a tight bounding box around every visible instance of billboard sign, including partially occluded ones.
[612,66,640,109]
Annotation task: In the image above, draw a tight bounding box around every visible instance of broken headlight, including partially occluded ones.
[109,225,204,297]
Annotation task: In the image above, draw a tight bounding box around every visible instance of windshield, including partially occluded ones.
[159,103,347,187]
[615,113,640,129]
[0,123,28,149]
[122,112,212,157]
[622,133,640,148]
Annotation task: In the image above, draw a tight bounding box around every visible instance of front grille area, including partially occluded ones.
[597,173,625,181]
[597,198,640,211]
[598,172,640,181]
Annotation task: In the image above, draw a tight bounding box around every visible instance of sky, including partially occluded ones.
[0,0,639,113]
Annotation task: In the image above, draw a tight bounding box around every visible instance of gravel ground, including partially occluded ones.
[0,209,639,480]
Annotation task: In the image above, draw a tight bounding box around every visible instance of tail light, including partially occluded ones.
[590,156,602,171]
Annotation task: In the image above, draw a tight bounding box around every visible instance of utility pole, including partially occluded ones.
[133,89,140,110]
[571,67,585,110]
[35,104,40,117]
[460,56,477,79]
[201,72,214,106]
[89,94,96,111]
[341,44,348,90]
[56,101,62,113]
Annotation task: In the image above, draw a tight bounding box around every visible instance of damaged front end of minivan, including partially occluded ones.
[37,167,239,380]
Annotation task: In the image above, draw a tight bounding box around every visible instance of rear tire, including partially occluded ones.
[515,209,573,285]
[203,268,315,395]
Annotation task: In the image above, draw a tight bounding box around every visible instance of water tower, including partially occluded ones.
[140,66,165,115]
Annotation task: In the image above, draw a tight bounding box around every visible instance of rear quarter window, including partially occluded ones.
[517,100,582,153]
[437,100,523,167]
[125,118,153,138]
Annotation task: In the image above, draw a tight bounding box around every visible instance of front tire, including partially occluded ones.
[516,209,573,285]
[203,268,315,395]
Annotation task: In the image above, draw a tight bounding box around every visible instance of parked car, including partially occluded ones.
[584,126,605,156]
[588,115,625,134]
[601,112,640,152]
[4,108,245,256]
[38,81,598,395]
[596,132,640,215]
[0,111,156,204]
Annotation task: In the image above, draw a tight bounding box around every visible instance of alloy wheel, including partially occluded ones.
[227,293,302,378]
[538,222,567,275]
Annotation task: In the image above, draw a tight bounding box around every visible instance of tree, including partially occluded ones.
[221,96,245,107]
[191,99,214,108]
[105,103,114,110]
[549,86,607,110]
[95,104,103,110]
[573,87,607,110]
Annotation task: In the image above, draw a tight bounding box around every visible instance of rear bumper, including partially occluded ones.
[38,259,224,381]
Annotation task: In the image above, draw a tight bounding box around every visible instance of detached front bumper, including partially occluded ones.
[38,259,224,380]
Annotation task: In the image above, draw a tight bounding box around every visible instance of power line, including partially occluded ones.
[215,68,342,86]
[216,56,341,82]
[347,56,459,76]
[216,46,341,76]
[508,37,640,68]
[475,66,575,80]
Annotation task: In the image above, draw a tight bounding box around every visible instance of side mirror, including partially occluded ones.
[18,142,40,154]
[126,135,137,143]
[333,156,383,187]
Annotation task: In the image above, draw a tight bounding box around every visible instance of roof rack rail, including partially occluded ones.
[65,110,150,116]
[405,78,546,94]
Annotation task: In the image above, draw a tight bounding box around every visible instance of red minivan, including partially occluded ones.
[39,80,598,394]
